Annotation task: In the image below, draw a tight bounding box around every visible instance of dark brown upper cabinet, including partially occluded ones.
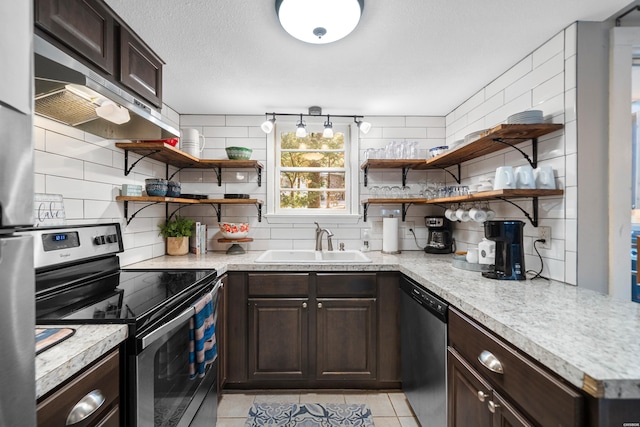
[119,26,164,108]
[35,0,116,75]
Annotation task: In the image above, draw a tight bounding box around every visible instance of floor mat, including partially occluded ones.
[245,402,374,427]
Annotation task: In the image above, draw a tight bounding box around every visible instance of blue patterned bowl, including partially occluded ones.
[166,181,181,197]
[145,178,168,197]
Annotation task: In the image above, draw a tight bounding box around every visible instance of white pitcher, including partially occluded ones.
[493,166,515,190]
[515,165,536,189]
[180,128,206,158]
[534,166,555,189]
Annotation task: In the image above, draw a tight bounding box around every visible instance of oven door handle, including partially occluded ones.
[140,306,195,350]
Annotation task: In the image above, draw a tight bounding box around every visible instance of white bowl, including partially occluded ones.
[218,222,250,239]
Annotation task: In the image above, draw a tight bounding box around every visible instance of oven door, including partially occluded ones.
[134,279,221,427]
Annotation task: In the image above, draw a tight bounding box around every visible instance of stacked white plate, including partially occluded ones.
[507,110,543,124]
[464,129,489,145]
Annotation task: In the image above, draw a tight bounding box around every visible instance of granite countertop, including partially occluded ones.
[127,250,640,400]
[35,324,128,400]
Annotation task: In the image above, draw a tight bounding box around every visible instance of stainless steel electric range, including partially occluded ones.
[26,223,220,427]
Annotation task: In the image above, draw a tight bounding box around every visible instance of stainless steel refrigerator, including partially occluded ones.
[0,0,36,426]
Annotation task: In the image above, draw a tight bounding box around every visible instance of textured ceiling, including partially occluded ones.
[105,0,632,116]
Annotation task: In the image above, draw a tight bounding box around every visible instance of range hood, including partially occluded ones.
[34,35,179,140]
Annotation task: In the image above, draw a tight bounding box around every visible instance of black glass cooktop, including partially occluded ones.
[36,267,216,330]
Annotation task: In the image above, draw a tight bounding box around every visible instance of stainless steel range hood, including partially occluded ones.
[34,35,179,140]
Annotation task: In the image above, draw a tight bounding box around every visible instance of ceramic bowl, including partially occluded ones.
[429,146,448,158]
[218,222,250,239]
[145,178,168,197]
[226,146,252,160]
[166,181,181,197]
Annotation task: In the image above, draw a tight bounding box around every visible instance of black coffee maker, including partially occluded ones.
[424,216,454,254]
[482,220,526,280]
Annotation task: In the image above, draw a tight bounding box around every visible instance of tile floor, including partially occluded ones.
[217,390,420,427]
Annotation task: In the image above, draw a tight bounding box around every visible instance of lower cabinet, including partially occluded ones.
[448,307,583,427]
[448,347,532,427]
[37,348,121,427]
[226,271,399,389]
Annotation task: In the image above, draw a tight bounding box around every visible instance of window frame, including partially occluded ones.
[266,118,360,222]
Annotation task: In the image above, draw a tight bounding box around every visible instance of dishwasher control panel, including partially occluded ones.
[400,276,448,321]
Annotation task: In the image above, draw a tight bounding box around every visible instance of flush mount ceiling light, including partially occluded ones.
[276,0,365,44]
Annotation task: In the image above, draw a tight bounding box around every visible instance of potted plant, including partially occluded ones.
[158,215,195,256]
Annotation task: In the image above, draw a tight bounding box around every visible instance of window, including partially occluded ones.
[266,120,359,219]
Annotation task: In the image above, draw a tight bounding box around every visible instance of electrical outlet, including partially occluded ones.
[404,221,415,237]
[537,226,551,249]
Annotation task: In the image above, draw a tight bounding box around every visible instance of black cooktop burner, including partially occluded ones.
[36,267,216,331]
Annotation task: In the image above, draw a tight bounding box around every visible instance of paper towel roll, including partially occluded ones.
[382,217,400,254]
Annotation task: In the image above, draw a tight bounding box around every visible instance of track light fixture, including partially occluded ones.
[261,113,276,133]
[295,114,307,137]
[260,111,371,135]
[322,115,333,138]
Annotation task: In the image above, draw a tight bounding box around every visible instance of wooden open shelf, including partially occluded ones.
[426,189,564,204]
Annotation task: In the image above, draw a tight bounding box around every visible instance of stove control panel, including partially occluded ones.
[19,223,124,269]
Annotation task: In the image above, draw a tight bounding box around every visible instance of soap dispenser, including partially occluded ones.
[361,229,370,252]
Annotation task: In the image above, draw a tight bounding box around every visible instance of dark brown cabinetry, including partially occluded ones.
[448,307,583,427]
[35,0,163,107]
[119,27,163,108]
[217,274,228,393]
[35,0,116,74]
[225,271,400,389]
[37,348,120,427]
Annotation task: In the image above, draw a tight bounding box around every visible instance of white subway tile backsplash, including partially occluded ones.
[533,32,564,68]
[203,126,249,138]
[565,55,577,90]
[405,116,445,127]
[225,116,264,126]
[454,90,485,121]
[381,127,428,139]
[35,150,84,179]
[367,116,406,127]
[532,73,565,106]
[180,115,226,126]
[84,200,122,219]
[46,131,114,166]
[46,175,113,200]
[565,24,577,59]
[485,56,533,99]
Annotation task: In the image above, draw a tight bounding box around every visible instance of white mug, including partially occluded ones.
[180,128,206,157]
[535,166,555,189]
[456,207,470,222]
[469,206,487,222]
[466,248,479,263]
[493,166,515,190]
[515,165,536,189]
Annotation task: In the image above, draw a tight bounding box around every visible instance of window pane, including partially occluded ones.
[280,190,346,209]
[281,132,345,150]
[280,172,345,190]
[280,151,344,168]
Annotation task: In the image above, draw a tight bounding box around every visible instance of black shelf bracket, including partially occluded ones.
[401,167,410,187]
[363,202,369,221]
[401,202,413,221]
[166,164,195,181]
[493,138,538,169]
[255,166,263,187]
[433,164,461,184]
[256,203,262,222]
[363,164,370,187]
[123,150,160,176]
[496,196,539,227]
[122,200,161,225]
[214,167,222,186]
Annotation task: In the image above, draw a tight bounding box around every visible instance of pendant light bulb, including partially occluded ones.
[296,114,307,137]
[356,119,372,134]
[261,114,276,133]
[323,115,333,138]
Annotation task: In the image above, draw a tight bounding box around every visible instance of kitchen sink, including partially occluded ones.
[254,249,372,263]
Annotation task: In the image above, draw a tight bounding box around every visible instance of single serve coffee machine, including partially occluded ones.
[482,220,526,280]
[424,216,454,254]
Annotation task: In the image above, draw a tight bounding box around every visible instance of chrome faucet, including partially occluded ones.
[314,222,334,251]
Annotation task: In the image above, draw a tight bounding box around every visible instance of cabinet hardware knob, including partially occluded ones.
[487,400,500,414]
[477,390,488,402]
[478,350,504,374]
[318,302,323,309]
[302,302,307,308]
[66,389,105,425]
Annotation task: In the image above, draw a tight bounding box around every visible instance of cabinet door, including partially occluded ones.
[35,0,115,74]
[448,347,492,427]
[248,298,309,380]
[316,298,377,380]
[120,26,163,108]
[490,392,534,427]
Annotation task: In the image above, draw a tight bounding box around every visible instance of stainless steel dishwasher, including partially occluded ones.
[400,275,448,427]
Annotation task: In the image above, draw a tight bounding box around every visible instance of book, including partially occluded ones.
[200,223,207,253]
[190,221,201,254]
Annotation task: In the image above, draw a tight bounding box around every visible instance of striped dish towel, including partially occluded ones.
[188,290,217,379]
